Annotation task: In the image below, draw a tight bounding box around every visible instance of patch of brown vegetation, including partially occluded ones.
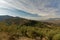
[18,37,35,40]
[0,32,9,40]
[0,32,36,40]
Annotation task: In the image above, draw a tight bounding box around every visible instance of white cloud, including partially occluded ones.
[0,0,60,20]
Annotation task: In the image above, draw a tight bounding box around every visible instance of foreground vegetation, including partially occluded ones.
[0,17,60,40]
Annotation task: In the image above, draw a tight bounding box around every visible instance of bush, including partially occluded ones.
[52,34,60,40]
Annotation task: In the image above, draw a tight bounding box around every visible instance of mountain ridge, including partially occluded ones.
[0,15,57,28]
[0,15,13,21]
[0,15,60,26]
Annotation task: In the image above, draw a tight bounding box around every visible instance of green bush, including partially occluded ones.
[52,34,60,40]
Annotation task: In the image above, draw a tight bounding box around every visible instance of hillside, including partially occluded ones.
[2,16,56,28]
[45,18,60,26]
[0,15,60,40]
[46,20,60,24]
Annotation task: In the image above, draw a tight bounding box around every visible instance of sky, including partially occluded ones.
[0,0,60,20]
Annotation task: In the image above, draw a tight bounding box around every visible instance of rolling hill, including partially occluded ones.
[0,15,58,27]
[0,15,60,40]
[45,18,60,25]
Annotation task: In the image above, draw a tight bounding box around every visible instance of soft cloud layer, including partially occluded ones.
[0,0,60,20]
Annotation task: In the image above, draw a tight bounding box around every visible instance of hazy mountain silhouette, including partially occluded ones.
[0,15,13,21]
[0,15,55,27]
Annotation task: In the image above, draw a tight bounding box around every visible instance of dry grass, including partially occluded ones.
[0,32,36,40]
[0,32,9,40]
[18,37,35,40]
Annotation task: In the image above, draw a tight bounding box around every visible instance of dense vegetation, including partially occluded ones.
[0,17,60,40]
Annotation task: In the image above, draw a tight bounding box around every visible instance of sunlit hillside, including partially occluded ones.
[0,16,60,40]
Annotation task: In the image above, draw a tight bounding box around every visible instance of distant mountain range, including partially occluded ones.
[45,18,60,24]
[0,15,58,27]
[0,15,13,21]
[0,15,60,21]
[0,15,60,26]
[47,18,60,21]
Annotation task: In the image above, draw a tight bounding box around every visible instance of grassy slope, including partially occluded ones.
[0,17,60,40]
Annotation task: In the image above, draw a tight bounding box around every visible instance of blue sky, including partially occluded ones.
[0,0,60,20]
